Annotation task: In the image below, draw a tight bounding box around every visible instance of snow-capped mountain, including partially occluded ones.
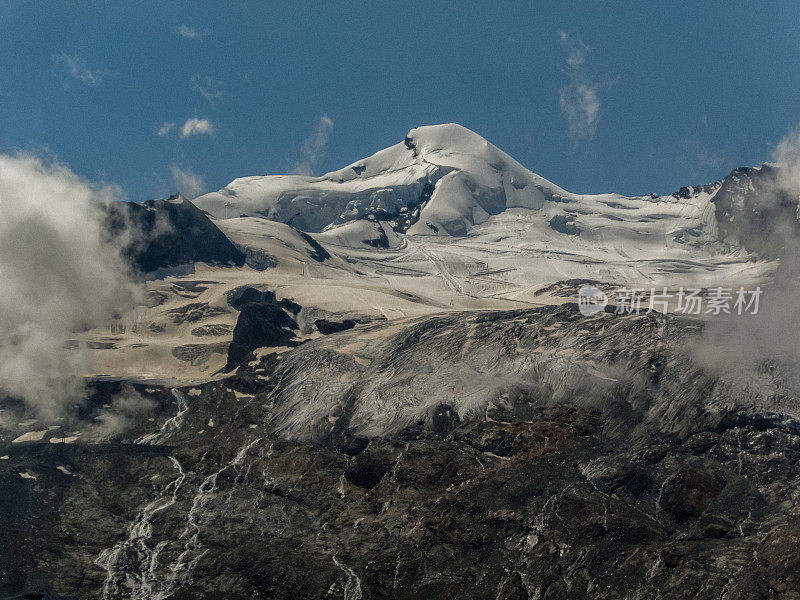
[50,123,792,386]
[195,124,798,266]
[195,123,567,235]
[193,123,719,244]
[191,124,789,310]
[6,124,800,600]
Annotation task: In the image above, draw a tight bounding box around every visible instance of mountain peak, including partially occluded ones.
[194,123,565,235]
[404,123,490,154]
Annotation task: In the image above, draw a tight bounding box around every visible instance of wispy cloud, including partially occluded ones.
[772,126,800,193]
[558,32,601,142]
[773,127,800,165]
[191,75,223,105]
[179,118,215,139]
[156,118,215,139]
[292,115,334,176]
[177,25,205,39]
[54,54,104,85]
[157,122,176,137]
[0,153,141,419]
[170,165,206,199]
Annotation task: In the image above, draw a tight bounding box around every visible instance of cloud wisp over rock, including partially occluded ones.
[0,154,141,420]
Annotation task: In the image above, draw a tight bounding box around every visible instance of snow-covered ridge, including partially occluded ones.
[193,124,730,245]
[192,124,568,235]
[75,128,791,384]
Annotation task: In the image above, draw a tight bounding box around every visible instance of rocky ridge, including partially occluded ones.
[2,304,800,599]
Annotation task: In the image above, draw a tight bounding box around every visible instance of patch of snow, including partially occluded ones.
[12,430,47,444]
[50,436,79,444]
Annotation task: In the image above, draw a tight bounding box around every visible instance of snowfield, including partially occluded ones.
[76,124,776,382]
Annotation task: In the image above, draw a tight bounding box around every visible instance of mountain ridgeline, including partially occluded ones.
[103,194,245,274]
[3,124,800,600]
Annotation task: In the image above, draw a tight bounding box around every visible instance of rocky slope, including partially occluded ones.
[104,195,245,274]
[3,304,800,599]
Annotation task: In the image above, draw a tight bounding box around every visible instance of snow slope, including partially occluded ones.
[194,124,570,235]
[196,122,770,294]
[195,123,725,244]
[78,125,783,383]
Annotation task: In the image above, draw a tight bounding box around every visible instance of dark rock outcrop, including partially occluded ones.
[224,302,298,369]
[293,228,331,262]
[313,318,356,335]
[104,195,245,273]
[224,287,306,370]
[228,286,276,310]
[658,466,724,521]
[5,305,800,599]
[549,214,581,235]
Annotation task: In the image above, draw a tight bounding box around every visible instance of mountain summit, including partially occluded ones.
[194,123,570,235]
[195,124,799,265]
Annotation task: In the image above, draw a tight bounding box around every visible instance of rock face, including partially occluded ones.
[313,318,357,335]
[708,164,800,259]
[3,305,800,599]
[104,195,246,273]
[225,301,299,369]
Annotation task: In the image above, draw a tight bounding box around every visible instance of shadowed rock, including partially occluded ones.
[104,195,245,273]
[313,318,357,335]
[224,302,299,370]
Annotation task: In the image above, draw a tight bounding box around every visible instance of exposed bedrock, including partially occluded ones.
[103,195,245,273]
[4,305,800,599]
[224,301,299,370]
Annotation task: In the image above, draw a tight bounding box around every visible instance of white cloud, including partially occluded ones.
[561,31,589,67]
[54,54,103,85]
[170,165,206,199]
[773,127,800,166]
[177,25,203,39]
[157,118,215,139]
[559,83,599,140]
[558,33,601,142]
[0,154,141,419]
[179,118,215,138]
[690,127,800,391]
[771,126,800,201]
[157,122,176,137]
[191,75,223,104]
[292,115,334,176]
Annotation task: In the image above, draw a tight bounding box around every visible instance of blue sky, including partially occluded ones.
[2,1,800,200]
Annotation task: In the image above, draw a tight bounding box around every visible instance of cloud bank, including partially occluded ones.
[690,126,800,405]
[0,154,141,420]
[292,115,334,176]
